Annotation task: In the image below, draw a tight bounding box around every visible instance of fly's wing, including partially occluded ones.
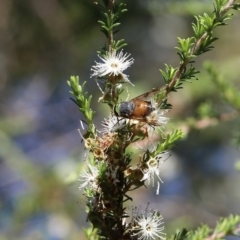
[130,86,166,102]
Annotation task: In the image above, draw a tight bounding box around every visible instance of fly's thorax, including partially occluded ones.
[119,101,135,117]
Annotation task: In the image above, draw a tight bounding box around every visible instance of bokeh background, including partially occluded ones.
[0,0,240,239]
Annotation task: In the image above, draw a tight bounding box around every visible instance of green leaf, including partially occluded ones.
[156,129,184,153]
[67,76,96,137]
[173,228,189,240]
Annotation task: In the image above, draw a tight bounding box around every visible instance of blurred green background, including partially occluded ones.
[0,0,240,239]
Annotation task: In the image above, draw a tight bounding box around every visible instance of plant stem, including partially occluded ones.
[165,0,236,96]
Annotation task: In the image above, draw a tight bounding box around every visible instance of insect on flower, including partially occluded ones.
[114,86,168,126]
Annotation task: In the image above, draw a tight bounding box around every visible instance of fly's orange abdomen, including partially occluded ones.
[132,100,154,117]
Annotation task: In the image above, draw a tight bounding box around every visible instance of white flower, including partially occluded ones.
[132,209,166,240]
[146,108,169,127]
[141,152,170,195]
[141,157,163,191]
[100,115,128,134]
[135,141,170,194]
[79,161,99,190]
[91,50,134,78]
